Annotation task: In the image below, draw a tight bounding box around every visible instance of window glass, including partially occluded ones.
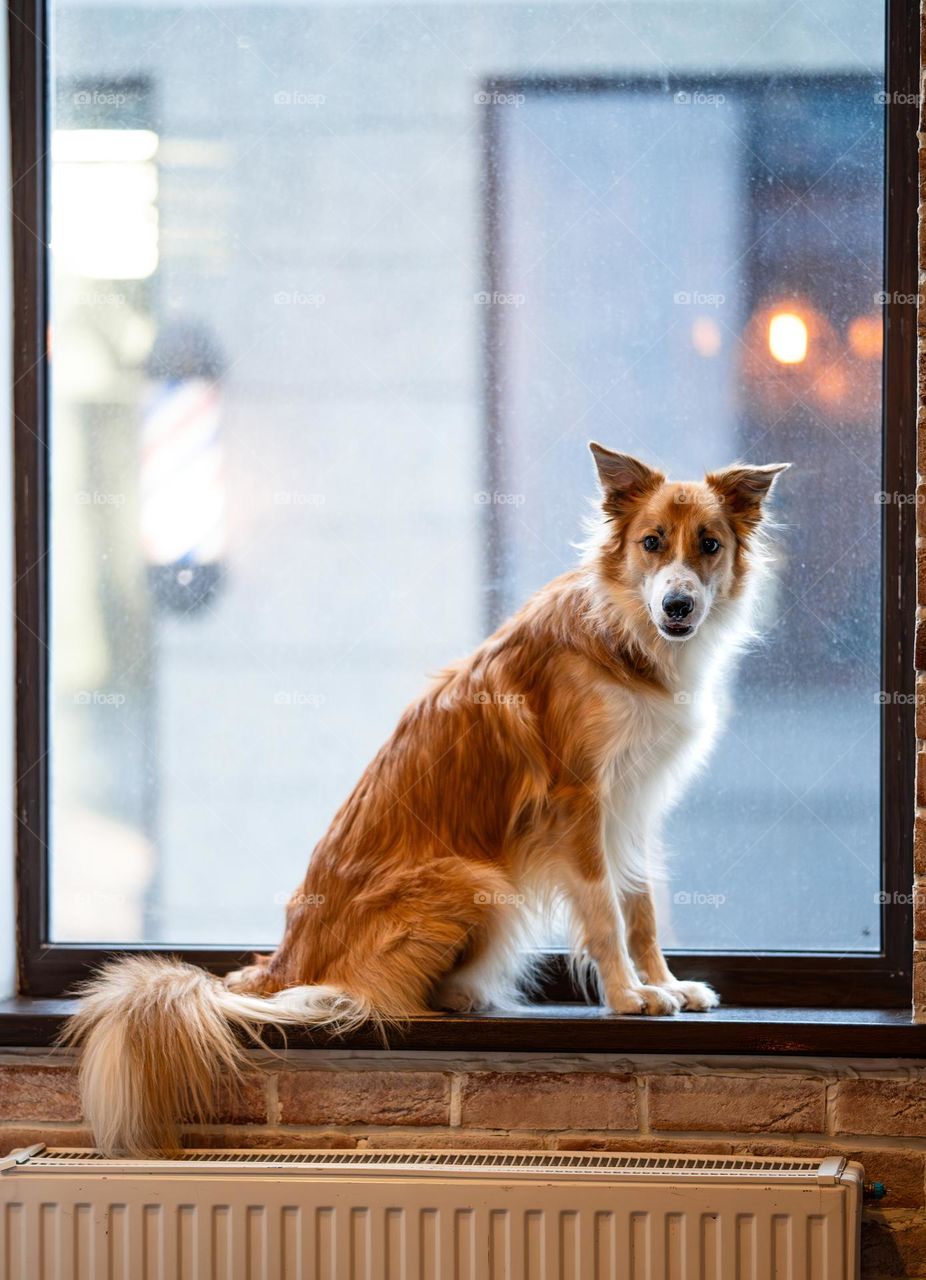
[50,0,885,949]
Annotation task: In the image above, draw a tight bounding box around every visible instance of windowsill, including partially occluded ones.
[0,998,923,1056]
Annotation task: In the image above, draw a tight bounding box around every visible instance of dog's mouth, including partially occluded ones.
[658,619,694,639]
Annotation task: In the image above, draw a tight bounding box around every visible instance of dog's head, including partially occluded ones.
[588,442,788,644]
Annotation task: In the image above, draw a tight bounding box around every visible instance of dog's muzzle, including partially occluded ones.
[648,567,707,640]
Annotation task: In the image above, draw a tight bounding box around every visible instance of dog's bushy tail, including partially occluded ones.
[60,955,370,1156]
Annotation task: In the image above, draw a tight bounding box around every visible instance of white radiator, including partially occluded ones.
[0,1146,862,1280]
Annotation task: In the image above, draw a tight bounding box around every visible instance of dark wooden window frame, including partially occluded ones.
[8,0,918,1009]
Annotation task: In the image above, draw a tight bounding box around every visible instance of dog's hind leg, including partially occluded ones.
[434,900,530,1012]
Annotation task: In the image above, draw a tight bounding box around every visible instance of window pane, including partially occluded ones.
[50,0,885,949]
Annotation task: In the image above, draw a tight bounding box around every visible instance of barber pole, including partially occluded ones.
[142,325,227,610]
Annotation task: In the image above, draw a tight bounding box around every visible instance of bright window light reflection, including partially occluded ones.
[52,129,159,279]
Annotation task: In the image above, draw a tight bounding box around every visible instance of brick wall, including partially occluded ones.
[2,1051,926,1276]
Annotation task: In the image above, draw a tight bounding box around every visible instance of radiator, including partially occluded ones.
[0,1146,862,1280]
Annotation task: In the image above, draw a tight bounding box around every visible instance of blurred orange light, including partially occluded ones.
[768,312,808,364]
[691,316,722,358]
[847,314,882,360]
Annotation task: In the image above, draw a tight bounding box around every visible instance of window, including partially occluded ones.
[11,0,916,1006]
[487,76,885,954]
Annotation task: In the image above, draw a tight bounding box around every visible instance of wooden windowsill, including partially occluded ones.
[0,998,922,1057]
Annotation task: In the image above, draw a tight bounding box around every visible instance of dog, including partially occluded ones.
[64,443,787,1154]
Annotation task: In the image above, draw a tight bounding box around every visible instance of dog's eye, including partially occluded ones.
[642,535,660,552]
[701,537,720,555]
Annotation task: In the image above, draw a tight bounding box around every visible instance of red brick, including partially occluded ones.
[459,1072,637,1131]
[178,1073,267,1126]
[915,815,926,878]
[646,1074,825,1134]
[833,1079,926,1136]
[360,1130,544,1151]
[180,1128,358,1150]
[915,619,926,673]
[0,1066,81,1123]
[278,1070,450,1127]
[737,1140,924,1210]
[918,751,926,809]
[841,1149,924,1210]
[861,1212,926,1276]
[550,1134,735,1155]
[213,1074,267,1125]
[915,953,926,1022]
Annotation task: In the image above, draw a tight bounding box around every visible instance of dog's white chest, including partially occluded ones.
[597,682,718,877]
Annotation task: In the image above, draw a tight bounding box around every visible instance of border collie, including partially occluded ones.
[65,443,787,1154]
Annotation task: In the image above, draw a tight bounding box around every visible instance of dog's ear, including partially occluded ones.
[706,463,790,526]
[589,443,664,510]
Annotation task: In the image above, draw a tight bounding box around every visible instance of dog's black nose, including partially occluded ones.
[662,591,694,620]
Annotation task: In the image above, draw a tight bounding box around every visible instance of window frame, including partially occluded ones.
[9,0,918,1007]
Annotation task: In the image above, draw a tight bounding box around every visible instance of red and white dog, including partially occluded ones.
[66,444,787,1153]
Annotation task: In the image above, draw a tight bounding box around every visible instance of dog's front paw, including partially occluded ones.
[435,982,492,1013]
[665,980,719,1011]
[607,984,682,1016]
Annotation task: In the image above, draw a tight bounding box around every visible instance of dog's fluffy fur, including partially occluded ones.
[63,444,787,1154]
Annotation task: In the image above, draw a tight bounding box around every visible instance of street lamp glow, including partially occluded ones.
[768,311,808,365]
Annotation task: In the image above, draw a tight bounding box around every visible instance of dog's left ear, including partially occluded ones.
[706,462,790,525]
